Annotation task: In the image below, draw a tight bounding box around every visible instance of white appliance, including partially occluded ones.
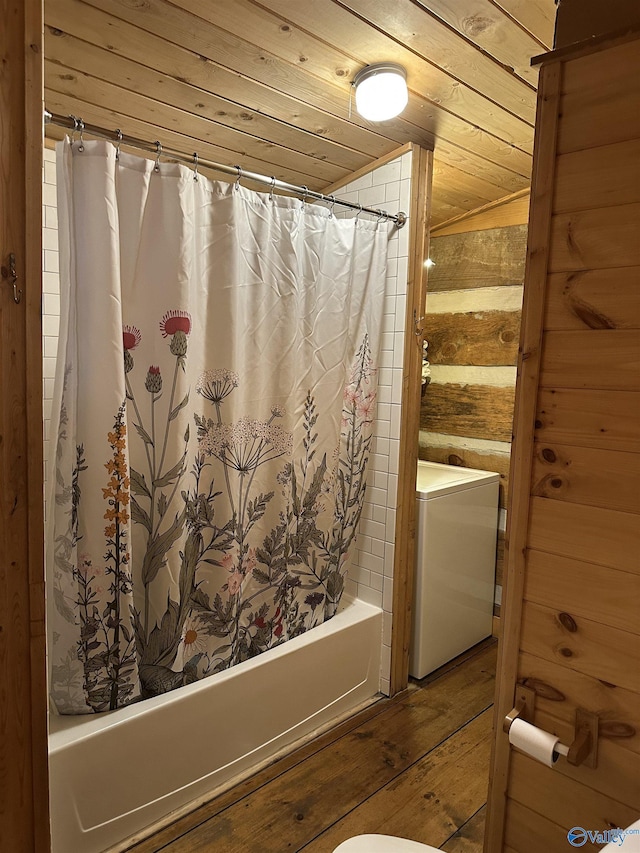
[409,460,500,679]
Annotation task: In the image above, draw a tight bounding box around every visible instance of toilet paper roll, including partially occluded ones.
[508,718,566,767]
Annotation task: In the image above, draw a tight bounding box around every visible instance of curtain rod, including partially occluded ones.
[44,110,407,228]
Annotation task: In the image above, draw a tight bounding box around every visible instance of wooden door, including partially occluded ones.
[0,1,50,850]
[486,32,640,851]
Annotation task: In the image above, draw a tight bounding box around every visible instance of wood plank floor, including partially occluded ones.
[129,639,497,853]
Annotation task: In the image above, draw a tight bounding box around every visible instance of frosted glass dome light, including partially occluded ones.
[353,63,408,122]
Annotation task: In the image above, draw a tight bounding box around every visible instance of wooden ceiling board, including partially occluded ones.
[43,0,557,224]
[46,0,395,160]
[337,0,537,116]
[44,32,369,175]
[433,138,529,194]
[44,59,346,185]
[410,0,542,86]
[48,0,534,176]
[43,88,330,187]
[153,0,527,164]
[260,0,535,147]
[431,164,510,214]
[490,0,557,49]
[77,0,380,132]
[432,159,515,204]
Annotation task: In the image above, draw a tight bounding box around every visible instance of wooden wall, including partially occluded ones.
[0,1,50,850]
[419,192,530,617]
[487,30,640,851]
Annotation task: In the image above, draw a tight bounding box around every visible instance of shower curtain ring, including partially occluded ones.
[329,195,336,217]
[269,176,276,201]
[115,129,123,161]
[69,115,79,145]
[301,185,309,206]
[154,141,162,172]
[234,165,242,189]
[77,119,85,152]
[193,152,199,182]
[377,209,386,222]
[355,203,363,220]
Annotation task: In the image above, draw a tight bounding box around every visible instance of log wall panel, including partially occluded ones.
[509,753,638,837]
[540,329,640,391]
[548,203,640,272]
[528,496,640,574]
[518,652,640,754]
[420,383,516,442]
[520,601,640,694]
[427,225,528,290]
[524,550,640,634]
[544,268,640,331]
[531,442,640,512]
[423,208,526,621]
[535,388,640,453]
[424,310,520,365]
[553,139,640,213]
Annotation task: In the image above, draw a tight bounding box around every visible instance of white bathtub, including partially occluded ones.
[48,597,382,853]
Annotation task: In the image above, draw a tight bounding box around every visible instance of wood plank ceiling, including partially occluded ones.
[43,0,557,226]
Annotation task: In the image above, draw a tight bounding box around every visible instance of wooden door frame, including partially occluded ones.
[325,143,433,696]
[483,57,563,850]
[389,145,432,694]
[0,0,50,850]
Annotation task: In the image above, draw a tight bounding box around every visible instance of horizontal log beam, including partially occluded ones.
[424,310,521,366]
[428,225,527,291]
[420,383,516,442]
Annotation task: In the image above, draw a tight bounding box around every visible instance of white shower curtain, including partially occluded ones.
[48,139,389,715]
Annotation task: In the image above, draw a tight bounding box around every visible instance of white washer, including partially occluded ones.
[409,461,499,679]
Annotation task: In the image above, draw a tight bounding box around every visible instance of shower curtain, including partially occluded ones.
[47,139,389,715]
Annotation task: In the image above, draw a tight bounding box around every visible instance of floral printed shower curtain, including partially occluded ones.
[48,139,388,715]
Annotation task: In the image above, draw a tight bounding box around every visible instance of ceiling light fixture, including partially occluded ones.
[353,63,408,122]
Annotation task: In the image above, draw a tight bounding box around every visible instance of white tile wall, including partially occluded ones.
[333,151,412,696]
[42,147,60,523]
[41,147,412,696]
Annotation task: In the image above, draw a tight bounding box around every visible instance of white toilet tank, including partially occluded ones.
[409,461,500,679]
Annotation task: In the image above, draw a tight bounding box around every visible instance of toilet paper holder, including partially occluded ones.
[504,685,599,769]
